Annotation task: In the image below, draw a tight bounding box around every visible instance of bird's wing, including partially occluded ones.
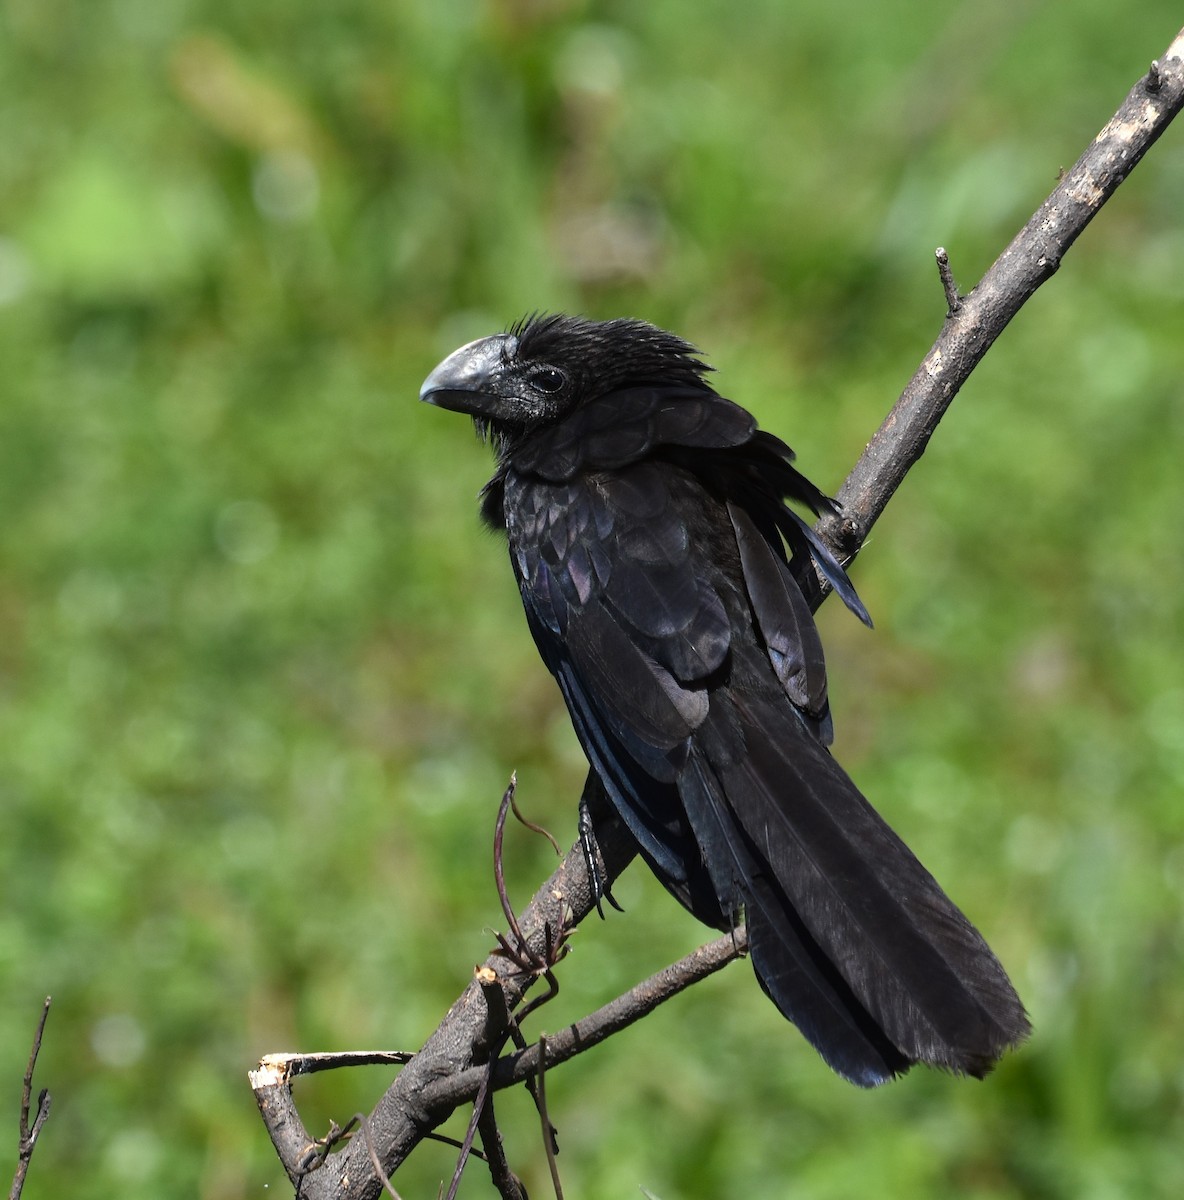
[505,457,735,892]
[507,459,727,743]
[728,500,828,721]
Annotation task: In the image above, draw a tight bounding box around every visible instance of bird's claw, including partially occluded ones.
[578,796,624,919]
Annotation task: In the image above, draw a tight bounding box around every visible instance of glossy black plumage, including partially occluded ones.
[421,314,1029,1085]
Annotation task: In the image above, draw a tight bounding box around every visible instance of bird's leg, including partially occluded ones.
[578,772,625,918]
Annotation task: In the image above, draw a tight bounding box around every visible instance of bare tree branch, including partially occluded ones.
[9,997,52,1200]
[254,27,1184,1199]
[260,813,637,1197]
[812,31,1184,574]
[417,930,747,1118]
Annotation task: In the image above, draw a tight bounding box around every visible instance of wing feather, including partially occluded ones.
[506,466,727,763]
[728,501,828,719]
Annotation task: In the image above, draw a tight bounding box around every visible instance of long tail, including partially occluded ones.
[679,695,1029,1086]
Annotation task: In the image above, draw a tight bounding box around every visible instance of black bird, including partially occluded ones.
[421,314,1029,1086]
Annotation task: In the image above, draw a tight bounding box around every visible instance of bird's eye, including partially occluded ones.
[530,366,566,394]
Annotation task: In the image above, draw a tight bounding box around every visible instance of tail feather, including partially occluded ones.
[682,753,910,1085]
[680,696,1029,1084]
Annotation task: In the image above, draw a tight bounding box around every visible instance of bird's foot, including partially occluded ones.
[578,795,625,918]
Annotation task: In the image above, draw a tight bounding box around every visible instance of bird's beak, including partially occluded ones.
[419,334,516,417]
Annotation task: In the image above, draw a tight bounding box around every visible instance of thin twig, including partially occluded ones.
[493,775,540,970]
[509,782,561,856]
[450,856,566,1200]
[476,1091,527,1200]
[443,1057,497,1200]
[512,962,564,1029]
[259,1051,416,1080]
[934,247,961,313]
[354,1115,404,1200]
[425,1132,489,1158]
[490,774,572,1035]
[9,997,52,1200]
[535,1035,564,1200]
[296,1118,359,1180]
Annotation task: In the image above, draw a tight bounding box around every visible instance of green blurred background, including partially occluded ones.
[2,1,1183,1197]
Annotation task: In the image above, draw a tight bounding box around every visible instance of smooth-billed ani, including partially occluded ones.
[420,313,1028,1086]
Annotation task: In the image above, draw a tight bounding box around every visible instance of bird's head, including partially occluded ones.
[420,313,712,448]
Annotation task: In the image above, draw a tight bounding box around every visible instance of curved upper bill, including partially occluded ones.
[419,333,516,416]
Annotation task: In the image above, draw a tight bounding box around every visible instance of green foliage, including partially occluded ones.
[2,2,1182,1197]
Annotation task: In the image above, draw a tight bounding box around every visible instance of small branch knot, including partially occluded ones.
[935,247,962,314]
[836,516,862,558]
[1145,60,1161,93]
